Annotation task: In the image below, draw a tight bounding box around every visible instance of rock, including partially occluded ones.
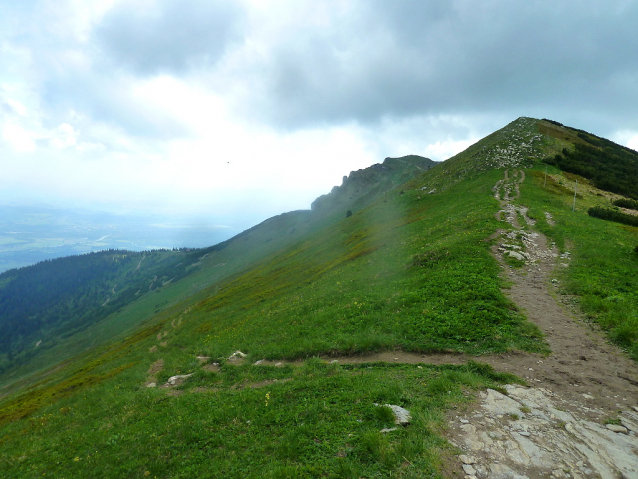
[146,382,156,388]
[605,424,628,434]
[253,359,265,365]
[164,373,193,387]
[460,419,470,424]
[462,464,476,475]
[620,416,638,432]
[459,455,477,464]
[507,251,526,261]
[488,463,528,479]
[228,350,246,359]
[374,404,411,425]
[380,427,397,434]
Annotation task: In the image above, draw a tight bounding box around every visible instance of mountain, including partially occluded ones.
[1,118,637,478]
[0,155,433,381]
[311,155,436,215]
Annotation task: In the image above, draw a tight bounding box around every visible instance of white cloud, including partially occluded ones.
[2,122,35,152]
[5,98,28,116]
[611,130,638,152]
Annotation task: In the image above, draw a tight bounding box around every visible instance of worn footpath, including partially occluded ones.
[444,170,638,479]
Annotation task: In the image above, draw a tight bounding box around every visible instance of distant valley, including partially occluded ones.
[0,205,238,273]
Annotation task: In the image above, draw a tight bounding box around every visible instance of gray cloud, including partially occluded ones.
[241,0,638,134]
[95,0,244,75]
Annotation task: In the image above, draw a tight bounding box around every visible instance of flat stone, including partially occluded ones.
[605,424,628,434]
[459,454,477,465]
[462,464,476,475]
[620,416,638,432]
[165,373,193,387]
[375,404,411,425]
[507,251,526,261]
[482,388,526,418]
[489,463,529,479]
[380,427,397,433]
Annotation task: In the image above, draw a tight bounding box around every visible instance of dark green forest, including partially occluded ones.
[543,127,638,199]
[0,248,205,373]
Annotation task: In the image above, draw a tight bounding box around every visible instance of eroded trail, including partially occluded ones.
[489,169,638,414]
[444,170,638,479]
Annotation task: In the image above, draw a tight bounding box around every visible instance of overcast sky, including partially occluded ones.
[2,0,638,233]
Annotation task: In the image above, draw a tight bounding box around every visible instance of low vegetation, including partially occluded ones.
[587,206,638,227]
[542,127,638,199]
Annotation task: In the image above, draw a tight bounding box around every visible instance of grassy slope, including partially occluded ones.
[0,211,317,392]
[1,117,637,477]
[0,154,544,477]
[1,154,429,391]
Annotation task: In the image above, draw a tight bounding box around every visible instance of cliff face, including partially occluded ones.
[311,154,436,215]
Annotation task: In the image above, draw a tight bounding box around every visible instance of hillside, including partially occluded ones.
[1,118,638,478]
[0,156,431,387]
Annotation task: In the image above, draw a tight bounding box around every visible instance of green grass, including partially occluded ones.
[0,360,517,478]
[144,168,547,371]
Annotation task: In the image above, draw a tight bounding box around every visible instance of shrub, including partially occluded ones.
[588,206,638,227]
[613,198,638,210]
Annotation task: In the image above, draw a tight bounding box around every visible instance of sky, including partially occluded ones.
[2,0,638,236]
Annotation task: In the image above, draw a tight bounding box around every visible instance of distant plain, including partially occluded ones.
[0,205,237,273]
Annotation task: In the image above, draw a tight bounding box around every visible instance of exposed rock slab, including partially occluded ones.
[449,385,638,479]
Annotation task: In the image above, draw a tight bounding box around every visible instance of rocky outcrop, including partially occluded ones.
[311,155,435,215]
[449,385,638,479]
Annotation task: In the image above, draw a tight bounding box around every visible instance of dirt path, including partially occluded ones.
[440,169,638,479]
[487,169,638,416]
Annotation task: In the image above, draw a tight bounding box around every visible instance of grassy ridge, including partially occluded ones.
[2,116,637,477]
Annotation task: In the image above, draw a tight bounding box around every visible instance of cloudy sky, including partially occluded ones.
[2,0,638,234]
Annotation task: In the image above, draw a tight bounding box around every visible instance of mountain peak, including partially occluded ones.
[311,154,436,214]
